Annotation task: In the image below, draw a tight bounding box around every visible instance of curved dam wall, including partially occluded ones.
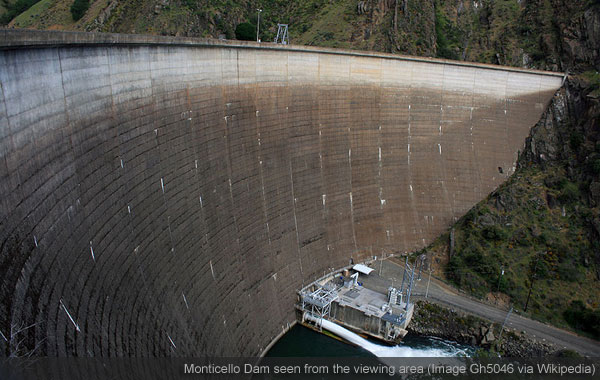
[0,30,562,357]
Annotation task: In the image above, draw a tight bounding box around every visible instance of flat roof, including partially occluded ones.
[353,264,374,275]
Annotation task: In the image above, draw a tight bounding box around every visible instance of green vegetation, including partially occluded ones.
[431,165,599,332]
[70,0,88,21]
[564,300,600,339]
[10,0,52,28]
[434,0,460,59]
[235,22,255,41]
[581,71,600,97]
[0,0,41,24]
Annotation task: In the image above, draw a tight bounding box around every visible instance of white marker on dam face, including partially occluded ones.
[182,292,189,309]
[60,299,80,332]
[167,334,176,349]
[90,242,95,262]
[210,260,216,281]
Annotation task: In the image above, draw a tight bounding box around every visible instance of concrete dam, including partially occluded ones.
[0,30,563,357]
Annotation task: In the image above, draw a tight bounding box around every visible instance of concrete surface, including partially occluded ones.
[0,30,563,356]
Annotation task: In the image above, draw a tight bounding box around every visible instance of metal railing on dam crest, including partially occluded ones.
[0,29,563,357]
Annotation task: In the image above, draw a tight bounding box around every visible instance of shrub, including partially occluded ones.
[563,300,600,338]
[482,225,508,241]
[70,0,89,21]
[235,22,255,41]
[558,182,580,203]
[434,1,459,60]
[589,159,600,175]
[184,0,197,10]
[557,259,585,282]
[569,131,584,150]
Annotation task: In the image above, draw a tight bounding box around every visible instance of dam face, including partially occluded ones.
[0,31,562,357]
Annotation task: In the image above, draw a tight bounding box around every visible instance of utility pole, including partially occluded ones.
[425,269,432,298]
[498,307,513,340]
[256,9,262,42]
[524,254,541,312]
[496,266,504,293]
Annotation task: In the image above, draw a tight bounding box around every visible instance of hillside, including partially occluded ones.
[0,0,596,71]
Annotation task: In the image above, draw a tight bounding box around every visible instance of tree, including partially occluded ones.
[235,22,255,41]
[70,0,89,21]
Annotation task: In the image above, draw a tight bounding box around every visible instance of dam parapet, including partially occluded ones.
[297,262,416,345]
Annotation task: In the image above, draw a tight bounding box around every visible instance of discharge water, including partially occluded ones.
[267,318,474,358]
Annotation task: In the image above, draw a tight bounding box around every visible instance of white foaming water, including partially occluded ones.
[305,314,468,358]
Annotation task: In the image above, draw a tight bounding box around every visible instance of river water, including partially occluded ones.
[266,324,475,358]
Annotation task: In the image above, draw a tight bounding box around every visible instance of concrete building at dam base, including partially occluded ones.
[0,29,563,357]
[297,262,416,345]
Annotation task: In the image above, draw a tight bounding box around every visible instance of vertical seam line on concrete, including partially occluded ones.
[54,46,82,356]
[470,69,481,200]
[348,57,357,256]
[406,60,418,251]
[438,63,453,224]
[287,51,304,287]
[503,72,511,178]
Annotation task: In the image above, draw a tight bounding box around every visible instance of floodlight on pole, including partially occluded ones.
[257,9,262,42]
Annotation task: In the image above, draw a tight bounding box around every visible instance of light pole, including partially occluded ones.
[256,9,262,42]
[496,266,504,293]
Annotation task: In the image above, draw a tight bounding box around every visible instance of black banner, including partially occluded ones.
[1,357,599,380]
